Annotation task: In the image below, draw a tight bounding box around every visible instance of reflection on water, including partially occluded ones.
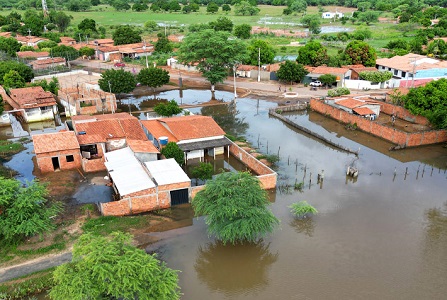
[195,241,278,295]
[290,217,316,237]
[200,103,249,138]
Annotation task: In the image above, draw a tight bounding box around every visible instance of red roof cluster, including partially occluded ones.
[33,131,80,154]
[9,86,56,109]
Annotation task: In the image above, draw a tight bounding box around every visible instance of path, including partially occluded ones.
[0,251,72,283]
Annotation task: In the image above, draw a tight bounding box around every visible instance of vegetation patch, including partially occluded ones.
[289,201,318,218]
[0,268,55,300]
[81,215,151,236]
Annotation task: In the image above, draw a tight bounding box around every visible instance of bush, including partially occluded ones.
[327,87,350,97]
[289,201,317,217]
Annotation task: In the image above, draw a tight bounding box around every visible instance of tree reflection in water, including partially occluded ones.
[290,217,316,237]
[201,103,249,138]
[194,240,278,294]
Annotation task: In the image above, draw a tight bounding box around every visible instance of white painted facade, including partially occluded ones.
[322,12,343,19]
[23,105,57,123]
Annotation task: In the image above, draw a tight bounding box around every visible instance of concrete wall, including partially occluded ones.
[310,99,447,147]
[36,149,82,173]
[379,102,429,125]
[344,80,386,90]
[24,106,56,123]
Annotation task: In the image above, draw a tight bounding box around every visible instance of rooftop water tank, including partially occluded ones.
[159,136,168,146]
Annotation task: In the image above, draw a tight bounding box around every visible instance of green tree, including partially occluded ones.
[403,78,447,129]
[0,61,34,84]
[358,71,392,82]
[28,77,59,95]
[49,10,72,33]
[191,162,213,184]
[0,177,62,242]
[79,46,95,57]
[357,1,371,12]
[234,24,251,39]
[234,1,260,16]
[112,0,130,11]
[154,100,182,117]
[49,232,180,300]
[0,36,21,57]
[193,171,279,245]
[98,69,137,95]
[3,70,25,89]
[161,141,184,165]
[207,1,219,13]
[222,4,231,12]
[78,18,97,33]
[276,60,308,84]
[137,67,170,92]
[247,39,276,65]
[20,10,45,36]
[358,11,380,25]
[209,16,233,32]
[144,20,159,32]
[50,45,79,61]
[178,29,247,91]
[132,2,149,11]
[301,15,321,34]
[155,35,173,53]
[65,0,91,11]
[343,40,376,67]
[113,25,142,46]
[0,94,3,115]
[296,41,328,67]
[38,40,58,49]
[289,0,307,13]
[318,74,337,87]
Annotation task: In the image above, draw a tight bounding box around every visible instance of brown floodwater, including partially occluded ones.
[143,95,447,300]
[7,91,447,300]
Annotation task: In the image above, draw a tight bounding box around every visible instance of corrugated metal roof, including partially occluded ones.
[105,147,155,196]
[144,158,190,186]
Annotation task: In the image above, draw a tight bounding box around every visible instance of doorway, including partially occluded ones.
[170,189,189,206]
[51,157,60,171]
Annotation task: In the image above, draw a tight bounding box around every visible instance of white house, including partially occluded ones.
[322,11,344,19]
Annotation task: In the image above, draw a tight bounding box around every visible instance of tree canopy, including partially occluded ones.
[49,232,180,300]
[234,1,260,16]
[137,67,170,91]
[206,1,219,13]
[50,45,79,61]
[359,71,393,82]
[343,40,376,67]
[178,29,247,90]
[246,39,276,66]
[0,177,62,242]
[276,61,308,84]
[193,171,279,244]
[160,141,184,165]
[234,24,252,39]
[113,25,142,46]
[209,17,233,32]
[296,41,329,67]
[98,69,137,95]
[0,36,21,57]
[403,78,447,129]
[0,61,34,84]
[155,35,173,53]
[3,70,25,89]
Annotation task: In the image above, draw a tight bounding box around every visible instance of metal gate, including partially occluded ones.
[170,189,189,206]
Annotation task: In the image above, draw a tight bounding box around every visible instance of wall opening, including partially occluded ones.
[170,189,189,206]
[51,157,60,170]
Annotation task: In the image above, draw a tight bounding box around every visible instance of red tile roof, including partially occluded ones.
[162,115,225,140]
[73,117,147,145]
[71,112,134,122]
[127,139,159,153]
[9,86,56,109]
[33,131,80,154]
[141,119,179,142]
[16,51,49,59]
[335,98,365,109]
[30,57,65,66]
[353,107,375,116]
[310,66,349,75]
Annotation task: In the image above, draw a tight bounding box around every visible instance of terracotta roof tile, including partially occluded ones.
[141,119,178,143]
[376,53,447,72]
[127,139,159,153]
[16,51,49,58]
[71,112,134,122]
[353,107,375,115]
[335,98,365,109]
[74,118,146,145]
[30,57,65,66]
[9,86,56,109]
[33,131,80,154]
[159,115,225,141]
[310,66,349,75]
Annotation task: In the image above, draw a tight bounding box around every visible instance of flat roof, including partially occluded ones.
[104,147,155,196]
[144,158,190,186]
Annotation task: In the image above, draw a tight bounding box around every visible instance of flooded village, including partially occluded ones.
[0,65,446,299]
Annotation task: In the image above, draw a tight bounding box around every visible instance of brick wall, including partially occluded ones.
[190,185,205,199]
[257,174,277,190]
[310,99,447,147]
[379,102,429,125]
[36,149,82,173]
[80,105,97,115]
[82,158,106,172]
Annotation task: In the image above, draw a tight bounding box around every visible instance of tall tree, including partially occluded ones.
[0,61,34,84]
[246,39,276,66]
[178,29,247,91]
[113,25,142,45]
[343,40,376,67]
[209,16,233,32]
[234,1,260,16]
[160,141,184,165]
[0,36,21,57]
[49,11,72,33]
[234,24,251,39]
[49,232,180,300]
[155,34,173,53]
[3,70,25,89]
[98,69,137,95]
[111,0,130,11]
[193,171,279,245]
[78,18,97,33]
[301,15,321,35]
[0,177,62,242]
[137,67,170,92]
[207,1,219,13]
[296,41,328,67]
[50,45,79,61]
[276,61,308,84]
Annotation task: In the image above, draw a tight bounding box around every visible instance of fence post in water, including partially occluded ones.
[267,140,269,154]
[288,155,290,165]
[431,166,433,176]
[277,146,280,158]
[257,134,260,148]
[404,167,408,180]
[309,172,312,188]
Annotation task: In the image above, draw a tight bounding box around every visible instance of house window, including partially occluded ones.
[401,71,406,78]
[66,155,74,162]
[394,70,398,75]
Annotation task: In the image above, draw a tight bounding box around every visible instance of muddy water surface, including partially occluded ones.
[146,96,447,300]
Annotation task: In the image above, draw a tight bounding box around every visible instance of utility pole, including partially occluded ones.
[41,0,48,17]
[411,56,417,88]
[143,41,148,68]
[233,64,237,99]
[257,47,261,82]
[108,81,115,114]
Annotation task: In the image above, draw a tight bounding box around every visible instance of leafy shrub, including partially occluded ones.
[289,201,317,217]
[327,87,350,97]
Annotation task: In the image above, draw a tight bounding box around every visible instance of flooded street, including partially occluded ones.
[3,90,447,299]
